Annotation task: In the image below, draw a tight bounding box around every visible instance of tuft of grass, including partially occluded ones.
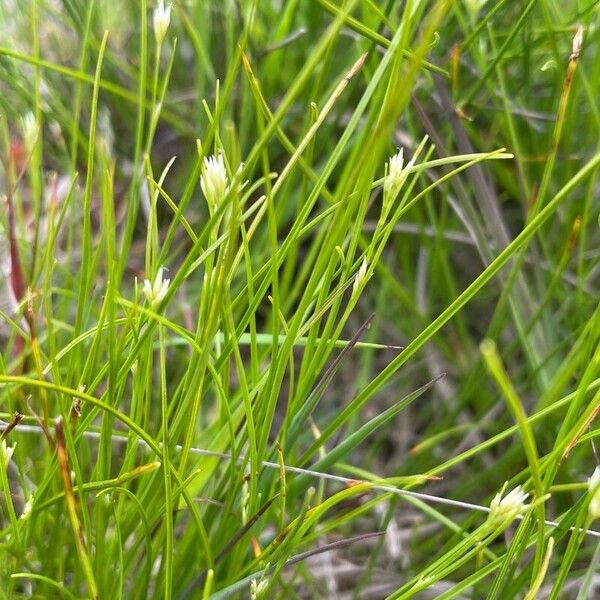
[0,1,599,598]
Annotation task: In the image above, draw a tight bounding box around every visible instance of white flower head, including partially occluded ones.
[97,106,114,159]
[241,477,250,525]
[384,148,415,202]
[488,484,529,526]
[143,266,170,309]
[0,440,15,466]
[21,494,34,520]
[352,258,369,296]
[200,153,229,212]
[153,0,172,46]
[21,111,39,155]
[540,59,557,72]
[588,467,600,521]
[464,0,488,19]
[386,148,404,183]
[250,577,268,600]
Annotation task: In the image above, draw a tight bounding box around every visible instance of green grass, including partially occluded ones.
[0,0,599,598]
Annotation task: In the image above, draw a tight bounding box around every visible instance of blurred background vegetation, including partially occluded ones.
[0,0,599,598]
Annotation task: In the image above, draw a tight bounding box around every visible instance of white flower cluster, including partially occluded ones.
[200,153,229,212]
[588,467,600,521]
[21,494,34,520]
[250,576,268,599]
[153,0,172,46]
[142,267,170,309]
[352,259,369,297]
[241,477,250,525]
[383,148,416,203]
[22,111,39,155]
[0,440,15,465]
[487,484,529,526]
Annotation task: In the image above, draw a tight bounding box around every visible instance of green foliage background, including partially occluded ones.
[0,0,599,598]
